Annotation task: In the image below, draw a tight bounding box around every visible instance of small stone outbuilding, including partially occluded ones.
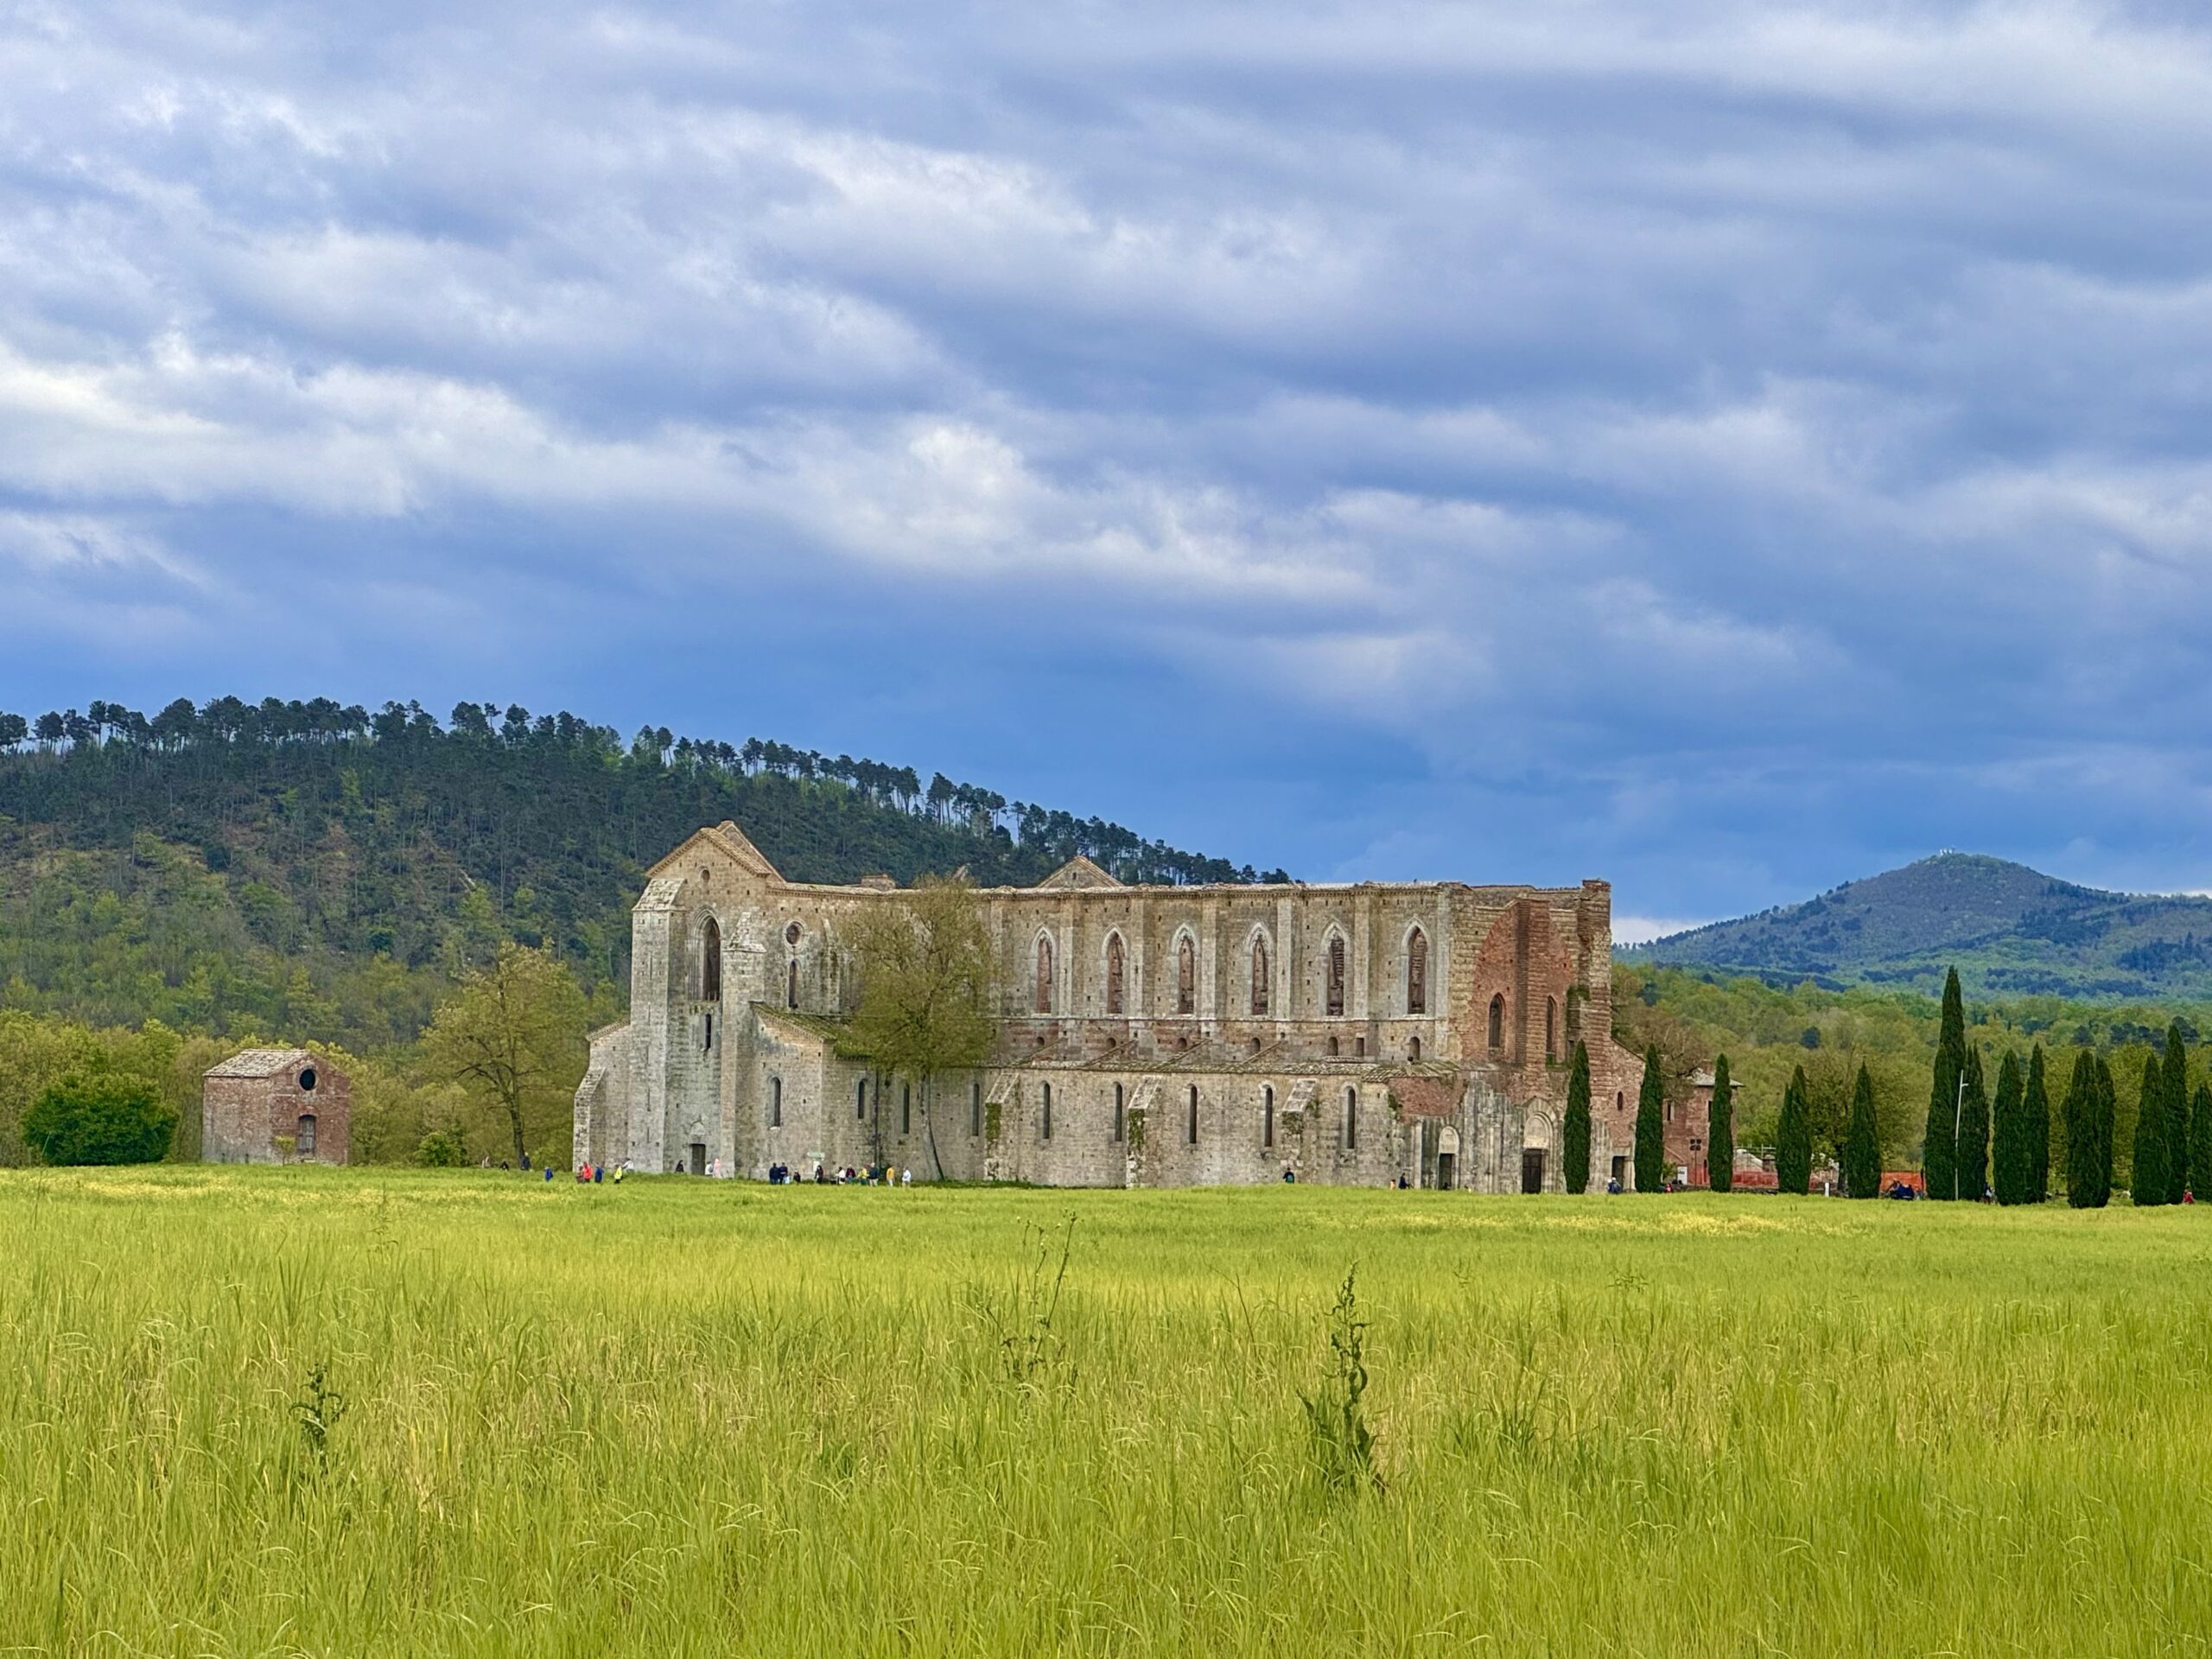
[202,1049,350,1165]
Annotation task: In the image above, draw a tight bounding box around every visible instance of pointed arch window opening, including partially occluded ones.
[1034,935,1054,1014]
[1105,933,1125,1016]
[770,1076,783,1127]
[1546,995,1558,1060]
[1407,928,1427,1015]
[1187,1084,1199,1145]
[1112,1083,1125,1144]
[1344,1086,1358,1150]
[1489,994,1506,1049]
[1325,936,1345,1018]
[1250,935,1270,1015]
[1176,934,1196,1016]
[786,958,798,1010]
[1262,1084,1274,1148]
[701,917,721,1003]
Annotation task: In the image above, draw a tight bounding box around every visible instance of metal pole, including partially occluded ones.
[1953,1071,1966,1201]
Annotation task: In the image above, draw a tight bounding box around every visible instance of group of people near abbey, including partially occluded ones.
[573,822,1654,1192]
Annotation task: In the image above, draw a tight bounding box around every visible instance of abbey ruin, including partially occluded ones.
[575,821,1651,1189]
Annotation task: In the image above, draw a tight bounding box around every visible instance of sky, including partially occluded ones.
[6,0,2212,939]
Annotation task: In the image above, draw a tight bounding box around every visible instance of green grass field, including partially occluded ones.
[3,1170,2209,1656]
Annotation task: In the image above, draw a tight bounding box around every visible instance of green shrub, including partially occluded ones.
[22,1072,177,1166]
[414,1128,467,1167]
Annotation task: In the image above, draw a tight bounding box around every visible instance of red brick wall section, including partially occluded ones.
[1388,1076,1459,1120]
[270,1058,350,1165]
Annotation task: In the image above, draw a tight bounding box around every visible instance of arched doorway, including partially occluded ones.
[1436,1126,1459,1191]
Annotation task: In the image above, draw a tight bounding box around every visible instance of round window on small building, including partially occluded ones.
[298,1067,317,1092]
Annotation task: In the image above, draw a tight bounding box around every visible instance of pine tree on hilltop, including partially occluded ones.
[2192,1083,2212,1205]
[1843,1063,1880,1198]
[1707,1053,1736,1194]
[1777,1065,1813,1196]
[1563,1040,1592,1195]
[2164,1025,2191,1205]
[1991,1049,2028,1205]
[2063,1051,2107,1209]
[2133,1048,2171,1207]
[2024,1045,2051,1205]
[1922,968,1967,1201]
[1634,1046,1666,1193]
[1955,1044,1990,1201]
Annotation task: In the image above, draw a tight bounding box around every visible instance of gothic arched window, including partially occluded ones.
[1325,935,1345,1018]
[1546,996,1559,1060]
[786,958,798,1010]
[701,917,721,1003]
[1106,933,1125,1015]
[1034,935,1054,1014]
[1407,928,1427,1015]
[1176,934,1196,1015]
[1489,993,1506,1048]
[1250,935,1270,1015]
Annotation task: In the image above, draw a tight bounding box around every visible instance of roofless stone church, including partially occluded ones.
[574,821,1650,1190]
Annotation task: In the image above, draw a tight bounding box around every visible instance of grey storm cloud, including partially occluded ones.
[5,0,2212,921]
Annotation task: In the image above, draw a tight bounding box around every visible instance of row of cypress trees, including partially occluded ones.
[1918,964,2212,1205]
[1554,975,2209,1203]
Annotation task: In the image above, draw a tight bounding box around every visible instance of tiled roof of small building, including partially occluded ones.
[204,1047,314,1079]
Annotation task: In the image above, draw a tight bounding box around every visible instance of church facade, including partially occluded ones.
[574,821,1650,1190]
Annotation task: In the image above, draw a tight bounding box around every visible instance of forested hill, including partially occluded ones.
[1624,852,2212,1001]
[0,696,1279,1051]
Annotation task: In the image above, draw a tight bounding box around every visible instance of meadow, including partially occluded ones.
[3,1171,2209,1657]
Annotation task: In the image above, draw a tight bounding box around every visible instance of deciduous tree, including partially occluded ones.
[22,1071,177,1166]
[422,943,588,1169]
[849,874,998,1179]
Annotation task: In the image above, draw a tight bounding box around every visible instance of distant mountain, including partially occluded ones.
[1623,853,2212,1002]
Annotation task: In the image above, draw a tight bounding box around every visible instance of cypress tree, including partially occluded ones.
[1842,1063,1880,1198]
[2192,1082,2212,1205]
[1955,1045,1990,1201]
[2024,1046,2050,1205]
[1991,1049,2027,1205]
[2095,1056,2119,1207]
[2133,1049,2170,1206]
[1707,1054,1735,1194]
[2164,1026,2191,1205]
[1562,1040,1592,1194]
[2063,1052,2104,1208]
[1922,968,1966,1200]
[1633,1045,1665,1192]
[1776,1065,1813,1196]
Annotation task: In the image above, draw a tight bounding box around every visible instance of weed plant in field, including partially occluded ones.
[3,1167,2211,1656]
